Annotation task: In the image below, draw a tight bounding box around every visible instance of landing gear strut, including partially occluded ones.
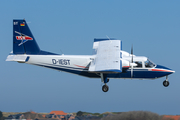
[100,73,109,92]
[163,76,169,87]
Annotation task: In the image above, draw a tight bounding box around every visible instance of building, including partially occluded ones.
[163,115,180,120]
[49,111,67,116]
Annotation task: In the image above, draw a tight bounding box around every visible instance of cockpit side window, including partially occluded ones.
[134,61,142,68]
[145,59,155,68]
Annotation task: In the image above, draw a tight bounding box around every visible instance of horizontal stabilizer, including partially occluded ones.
[6,54,30,63]
[89,39,122,73]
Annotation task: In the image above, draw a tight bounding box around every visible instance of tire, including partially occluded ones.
[163,81,169,87]
[102,85,109,92]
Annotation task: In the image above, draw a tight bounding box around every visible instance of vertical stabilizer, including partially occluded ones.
[13,19,40,54]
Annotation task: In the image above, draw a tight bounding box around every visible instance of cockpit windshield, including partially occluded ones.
[145,59,156,68]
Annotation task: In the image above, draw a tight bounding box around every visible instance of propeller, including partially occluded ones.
[131,45,133,78]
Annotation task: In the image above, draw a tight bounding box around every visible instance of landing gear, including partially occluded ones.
[100,73,109,92]
[102,85,109,92]
[163,76,169,87]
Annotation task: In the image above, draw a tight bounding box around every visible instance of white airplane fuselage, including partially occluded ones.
[17,53,173,79]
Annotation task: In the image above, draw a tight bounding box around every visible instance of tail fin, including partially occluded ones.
[13,19,40,54]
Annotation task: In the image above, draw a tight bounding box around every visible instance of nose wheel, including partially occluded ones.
[163,81,169,87]
[163,76,169,87]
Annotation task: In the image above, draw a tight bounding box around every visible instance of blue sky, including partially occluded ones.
[0,0,179,115]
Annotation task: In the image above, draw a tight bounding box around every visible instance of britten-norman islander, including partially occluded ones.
[6,19,175,92]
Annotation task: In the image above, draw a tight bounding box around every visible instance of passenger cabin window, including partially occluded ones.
[145,59,155,68]
[134,61,142,68]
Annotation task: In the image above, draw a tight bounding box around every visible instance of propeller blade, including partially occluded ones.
[131,45,133,54]
[131,45,133,63]
[131,45,133,78]
[131,66,133,78]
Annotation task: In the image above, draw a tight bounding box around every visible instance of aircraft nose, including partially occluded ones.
[155,65,175,74]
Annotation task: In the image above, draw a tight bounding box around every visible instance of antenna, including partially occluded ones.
[60,49,64,55]
[106,35,112,43]
[106,35,110,40]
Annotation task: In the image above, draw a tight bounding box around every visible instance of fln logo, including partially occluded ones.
[15,31,33,46]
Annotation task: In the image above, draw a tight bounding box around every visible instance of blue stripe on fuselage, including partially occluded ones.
[107,70,173,79]
[32,63,173,79]
[33,63,99,78]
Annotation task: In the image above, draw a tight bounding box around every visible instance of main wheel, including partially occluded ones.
[163,80,169,87]
[102,85,109,92]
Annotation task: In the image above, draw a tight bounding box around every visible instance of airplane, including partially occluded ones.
[6,19,175,92]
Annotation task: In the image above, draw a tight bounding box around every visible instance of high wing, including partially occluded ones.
[89,39,122,73]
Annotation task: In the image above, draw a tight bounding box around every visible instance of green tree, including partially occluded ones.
[0,111,4,120]
[102,111,161,120]
[76,111,83,116]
